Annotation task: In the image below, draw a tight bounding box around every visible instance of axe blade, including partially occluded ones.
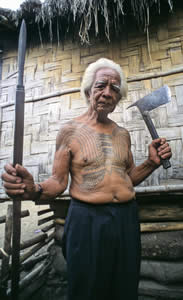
[127,85,171,112]
[127,85,171,169]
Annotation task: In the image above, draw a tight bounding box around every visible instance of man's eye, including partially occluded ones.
[96,84,105,89]
[112,85,120,93]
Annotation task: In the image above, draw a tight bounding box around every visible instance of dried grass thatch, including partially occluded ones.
[0,0,176,44]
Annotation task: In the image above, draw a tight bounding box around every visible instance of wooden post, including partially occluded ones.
[0,205,13,292]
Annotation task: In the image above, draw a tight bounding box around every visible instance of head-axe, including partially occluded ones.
[127,85,171,169]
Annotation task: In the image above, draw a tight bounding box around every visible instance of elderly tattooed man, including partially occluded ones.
[2,58,172,300]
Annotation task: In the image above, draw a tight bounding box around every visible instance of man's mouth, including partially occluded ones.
[98,101,109,106]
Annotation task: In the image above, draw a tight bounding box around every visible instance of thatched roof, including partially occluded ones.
[0,0,179,45]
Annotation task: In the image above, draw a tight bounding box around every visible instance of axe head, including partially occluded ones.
[127,85,171,112]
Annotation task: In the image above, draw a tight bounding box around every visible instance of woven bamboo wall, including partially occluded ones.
[0,10,183,198]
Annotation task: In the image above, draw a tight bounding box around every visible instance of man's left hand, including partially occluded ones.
[148,138,172,167]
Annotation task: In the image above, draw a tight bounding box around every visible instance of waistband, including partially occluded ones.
[71,197,136,208]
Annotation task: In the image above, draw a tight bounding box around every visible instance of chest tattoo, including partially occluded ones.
[69,124,129,191]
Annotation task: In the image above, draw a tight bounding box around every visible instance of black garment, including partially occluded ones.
[62,198,141,300]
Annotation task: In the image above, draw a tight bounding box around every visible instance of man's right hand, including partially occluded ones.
[2,163,36,200]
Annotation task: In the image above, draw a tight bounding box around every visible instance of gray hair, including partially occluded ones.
[81,58,128,104]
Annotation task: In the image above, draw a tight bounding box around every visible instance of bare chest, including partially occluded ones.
[70,126,129,170]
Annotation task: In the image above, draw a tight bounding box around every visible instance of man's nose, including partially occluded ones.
[103,85,112,98]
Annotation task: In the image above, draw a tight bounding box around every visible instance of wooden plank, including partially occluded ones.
[0,210,30,224]
[19,263,45,291]
[128,65,183,82]
[37,208,53,216]
[19,241,46,264]
[38,215,54,226]
[41,223,55,233]
[19,232,54,264]
[7,261,50,298]
[139,204,183,222]
[20,233,47,250]
[141,221,183,232]
[21,253,48,271]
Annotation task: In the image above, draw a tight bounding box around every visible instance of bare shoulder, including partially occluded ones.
[111,124,131,147]
[56,119,79,151]
[113,124,130,136]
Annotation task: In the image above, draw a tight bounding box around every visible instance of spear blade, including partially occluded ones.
[11,19,27,300]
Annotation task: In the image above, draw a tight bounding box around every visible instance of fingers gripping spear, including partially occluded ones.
[11,19,27,300]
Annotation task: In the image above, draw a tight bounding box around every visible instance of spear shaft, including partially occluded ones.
[11,19,27,300]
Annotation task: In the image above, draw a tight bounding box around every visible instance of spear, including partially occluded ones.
[11,19,27,300]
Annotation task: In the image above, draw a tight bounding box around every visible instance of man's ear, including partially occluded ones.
[85,90,90,101]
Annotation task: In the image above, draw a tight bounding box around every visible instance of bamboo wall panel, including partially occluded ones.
[0,10,183,198]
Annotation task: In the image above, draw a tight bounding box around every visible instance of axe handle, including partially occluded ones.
[142,111,171,169]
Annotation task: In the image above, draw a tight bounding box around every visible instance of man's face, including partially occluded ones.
[88,68,121,115]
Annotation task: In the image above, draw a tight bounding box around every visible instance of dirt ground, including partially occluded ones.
[0,201,51,249]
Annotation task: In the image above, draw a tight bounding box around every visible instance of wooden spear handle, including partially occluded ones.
[11,20,27,300]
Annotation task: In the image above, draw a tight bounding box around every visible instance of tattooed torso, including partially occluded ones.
[58,120,135,203]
